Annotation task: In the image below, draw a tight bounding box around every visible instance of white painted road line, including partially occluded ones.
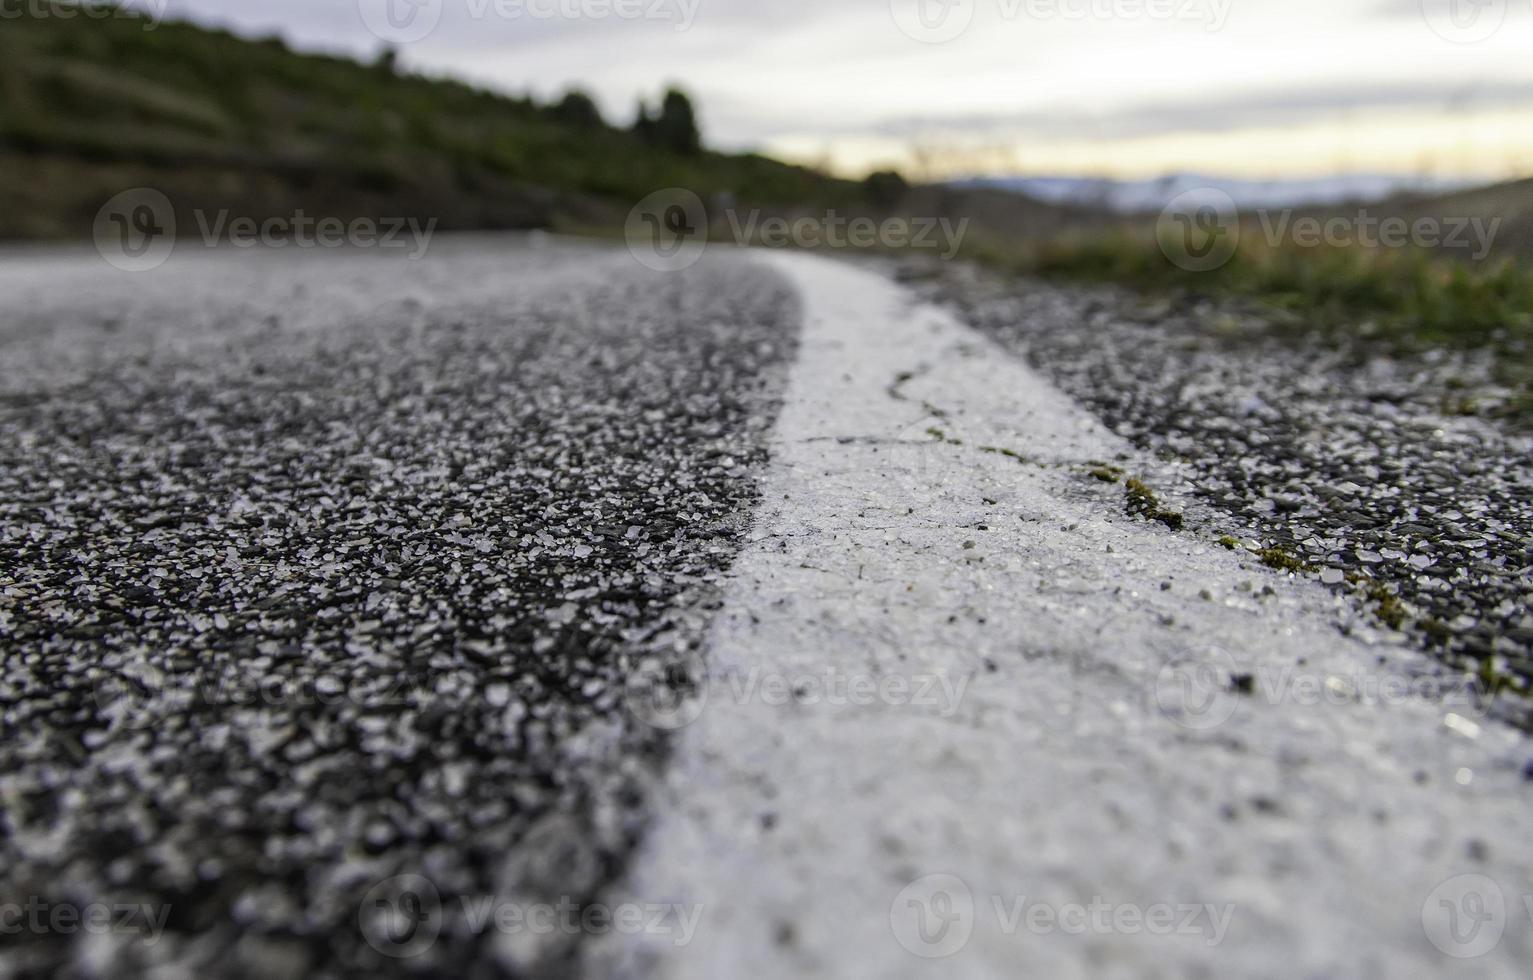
[599,251,1532,979]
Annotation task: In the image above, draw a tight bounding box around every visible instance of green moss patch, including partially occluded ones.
[1124,478,1185,531]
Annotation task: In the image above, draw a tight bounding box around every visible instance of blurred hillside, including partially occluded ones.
[0,3,879,239]
[1367,178,1533,259]
[0,2,1139,250]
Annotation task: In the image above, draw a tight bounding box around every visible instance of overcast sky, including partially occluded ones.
[158,0,1533,180]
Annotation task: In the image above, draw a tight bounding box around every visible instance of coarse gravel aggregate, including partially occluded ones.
[0,237,798,977]
[899,260,1533,725]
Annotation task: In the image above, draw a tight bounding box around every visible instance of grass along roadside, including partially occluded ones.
[962,229,1533,425]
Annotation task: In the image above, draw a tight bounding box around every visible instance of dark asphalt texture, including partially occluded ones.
[903,260,1533,726]
[0,237,798,977]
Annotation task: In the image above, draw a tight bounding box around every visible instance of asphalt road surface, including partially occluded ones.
[2,238,1530,979]
[0,237,797,977]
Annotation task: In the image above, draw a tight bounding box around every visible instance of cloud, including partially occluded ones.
[1368,0,1422,18]
[151,0,1533,176]
[161,0,871,53]
[865,80,1533,143]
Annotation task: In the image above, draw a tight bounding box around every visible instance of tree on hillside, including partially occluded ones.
[864,170,909,209]
[551,89,605,129]
[633,102,655,141]
[374,45,400,75]
[657,89,701,155]
[634,88,702,156]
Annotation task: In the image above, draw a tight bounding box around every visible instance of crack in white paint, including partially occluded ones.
[596,251,1533,979]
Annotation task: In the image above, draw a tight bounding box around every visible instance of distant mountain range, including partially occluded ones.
[951,174,1482,214]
